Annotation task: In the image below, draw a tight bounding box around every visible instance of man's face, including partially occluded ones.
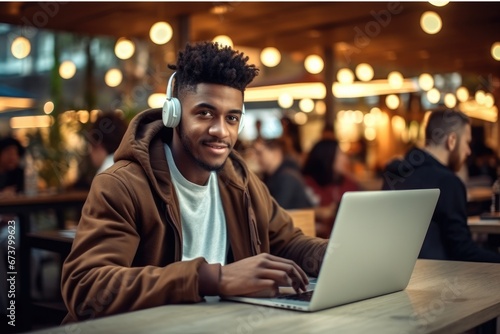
[172,83,243,180]
[449,124,471,172]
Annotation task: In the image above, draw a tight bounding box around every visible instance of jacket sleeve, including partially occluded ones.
[438,177,500,263]
[247,172,328,276]
[61,172,208,322]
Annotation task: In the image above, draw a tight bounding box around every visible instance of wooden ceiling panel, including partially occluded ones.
[0,1,498,78]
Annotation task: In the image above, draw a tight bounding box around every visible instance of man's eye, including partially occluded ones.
[228,115,239,122]
[199,110,212,117]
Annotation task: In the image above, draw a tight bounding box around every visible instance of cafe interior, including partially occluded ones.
[0,1,500,333]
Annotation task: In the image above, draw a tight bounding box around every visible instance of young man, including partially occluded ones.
[61,41,327,322]
[382,109,500,263]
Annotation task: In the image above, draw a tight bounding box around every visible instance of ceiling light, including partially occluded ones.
[456,87,469,102]
[385,94,400,109]
[426,88,441,104]
[293,112,308,125]
[304,55,324,74]
[148,93,167,108]
[428,0,449,7]
[212,35,233,48]
[149,22,173,45]
[388,71,404,89]
[115,38,135,60]
[475,90,486,104]
[59,60,76,79]
[355,63,374,82]
[299,98,315,113]
[444,93,457,108]
[418,73,434,91]
[491,42,500,61]
[43,101,54,114]
[420,11,442,34]
[278,93,294,109]
[484,93,495,108]
[105,68,123,87]
[11,36,31,59]
[260,47,281,67]
[337,68,354,84]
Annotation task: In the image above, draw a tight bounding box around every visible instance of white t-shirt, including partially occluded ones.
[164,144,228,265]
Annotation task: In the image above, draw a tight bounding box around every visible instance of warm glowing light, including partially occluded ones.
[299,98,315,113]
[392,115,406,133]
[148,93,167,108]
[10,115,53,129]
[355,63,374,82]
[426,88,441,104]
[418,73,434,91]
[59,60,76,79]
[115,38,135,60]
[105,69,123,87]
[78,110,90,124]
[364,113,375,127]
[260,47,281,67]
[385,94,400,109]
[212,35,233,48]
[388,71,404,89]
[43,101,54,114]
[337,68,355,84]
[429,0,449,7]
[11,36,31,59]
[444,93,457,108]
[420,11,442,34]
[246,82,326,102]
[315,100,326,115]
[294,112,308,125]
[484,93,495,108]
[278,93,294,109]
[456,87,469,102]
[364,127,376,141]
[475,90,486,104]
[149,22,173,45]
[304,55,324,74]
[491,42,500,61]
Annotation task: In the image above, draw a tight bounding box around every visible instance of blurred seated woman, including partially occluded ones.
[302,138,361,238]
[252,137,313,210]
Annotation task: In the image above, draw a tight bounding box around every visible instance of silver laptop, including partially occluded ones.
[223,188,440,312]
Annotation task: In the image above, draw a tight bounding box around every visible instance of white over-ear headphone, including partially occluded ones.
[162,72,246,134]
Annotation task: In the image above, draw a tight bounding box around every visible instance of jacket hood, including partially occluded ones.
[113,108,250,202]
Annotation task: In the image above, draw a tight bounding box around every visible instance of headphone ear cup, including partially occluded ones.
[162,97,182,128]
[238,104,246,134]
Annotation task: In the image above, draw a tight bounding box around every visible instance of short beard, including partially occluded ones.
[448,140,463,173]
[177,123,226,173]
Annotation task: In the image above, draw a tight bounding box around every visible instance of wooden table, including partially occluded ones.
[468,216,500,235]
[0,190,87,331]
[29,259,500,334]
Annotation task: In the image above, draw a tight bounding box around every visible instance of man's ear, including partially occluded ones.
[446,132,457,151]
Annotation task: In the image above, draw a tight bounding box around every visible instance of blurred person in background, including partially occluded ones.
[88,111,128,174]
[252,137,313,210]
[381,109,500,263]
[302,138,361,238]
[0,136,25,197]
[0,136,25,312]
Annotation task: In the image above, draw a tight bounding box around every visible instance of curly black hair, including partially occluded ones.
[167,41,259,98]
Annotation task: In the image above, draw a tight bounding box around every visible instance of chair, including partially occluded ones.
[286,209,316,237]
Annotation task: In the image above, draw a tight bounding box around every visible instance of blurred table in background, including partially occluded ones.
[467,186,492,216]
[0,190,87,332]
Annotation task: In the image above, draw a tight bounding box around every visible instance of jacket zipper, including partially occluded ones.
[165,203,182,261]
[244,190,261,255]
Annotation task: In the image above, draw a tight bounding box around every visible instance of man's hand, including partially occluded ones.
[219,253,309,298]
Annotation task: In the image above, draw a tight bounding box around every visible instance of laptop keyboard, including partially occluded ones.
[277,290,314,301]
